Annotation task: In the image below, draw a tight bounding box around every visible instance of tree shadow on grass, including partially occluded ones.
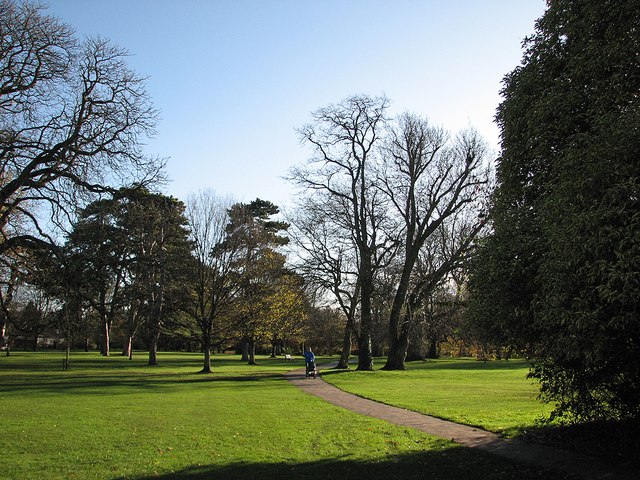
[0,371,288,395]
[112,447,575,480]
[318,359,531,377]
[316,369,354,380]
[0,351,302,372]
[515,418,640,468]
[404,358,531,371]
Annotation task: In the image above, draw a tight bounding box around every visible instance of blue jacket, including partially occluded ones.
[304,351,315,363]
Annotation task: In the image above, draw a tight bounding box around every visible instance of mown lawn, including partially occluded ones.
[321,356,640,468]
[1,351,570,480]
[321,358,551,436]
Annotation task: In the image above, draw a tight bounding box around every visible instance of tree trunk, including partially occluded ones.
[383,253,417,370]
[63,310,71,369]
[335,322,352,369]
[356,266,374,371]
[63,305,75,370]
[241,339,249,361]
[147,329,160,366]
[357,332,373,371]
[247,341,257,365]
[382,311,411,370]
[102,318,111,356]
[200,335,212,373]
[122,336,132,358]
[3,323,9,356]
[383,332,408,370]
[63,344,70,370]
[426,335,438,359]
[148,341,158,365]
[147,294,164,366]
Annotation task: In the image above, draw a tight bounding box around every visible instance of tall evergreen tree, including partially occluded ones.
[226,199,290,365]
[469,0,640,421]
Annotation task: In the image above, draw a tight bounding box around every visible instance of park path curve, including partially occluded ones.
[284,366,634,480]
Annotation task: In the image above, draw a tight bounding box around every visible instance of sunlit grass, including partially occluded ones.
[321,357,553,435]
[1,351,567,479]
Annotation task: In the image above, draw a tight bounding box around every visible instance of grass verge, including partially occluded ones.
[320,357,549,435]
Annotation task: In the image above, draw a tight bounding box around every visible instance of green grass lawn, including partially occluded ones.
[1,351,570,480]
[320,358,552,436]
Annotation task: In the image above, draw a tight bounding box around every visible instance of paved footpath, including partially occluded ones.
[285,366,635,480]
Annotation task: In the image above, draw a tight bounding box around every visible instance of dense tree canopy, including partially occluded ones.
[65,188,192,362]
[468,0,640,421]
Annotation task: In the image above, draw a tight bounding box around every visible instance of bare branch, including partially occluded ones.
[1,2,164,257]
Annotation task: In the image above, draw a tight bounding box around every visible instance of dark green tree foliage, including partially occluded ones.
[16,301,43,350]
[25,247,84,368]
[68,194,129,356]
[116,188,193,365]
[67,187,192,362]
[469,0,640,421]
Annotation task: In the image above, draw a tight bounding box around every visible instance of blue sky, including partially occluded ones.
[45,0,546,208]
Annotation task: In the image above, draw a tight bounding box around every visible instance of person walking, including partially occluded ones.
[303,346,316,378]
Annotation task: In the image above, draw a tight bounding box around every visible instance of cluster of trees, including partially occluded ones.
[0,0,504,375]
[2,0,482,372]
[0,1,307,371]
[287,95,492,371]
[1,0,163,361]
[182,194,307,371]
[467,0,640,422]
[6,187,308,371]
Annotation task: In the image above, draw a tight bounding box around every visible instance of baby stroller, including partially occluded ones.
[305,359,317,378]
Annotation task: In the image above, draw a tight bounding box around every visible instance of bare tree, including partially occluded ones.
[290,101,491,371]
[289,95,396,371]
[380,113,490,370]
[0,1,164,258]
[183,190,238,373]
[287,194,361,369]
